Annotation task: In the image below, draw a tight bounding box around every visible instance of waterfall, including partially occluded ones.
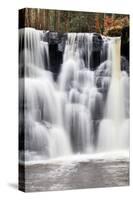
[19,28,72,161]
[19,28,129,162]
[98,38,129,151]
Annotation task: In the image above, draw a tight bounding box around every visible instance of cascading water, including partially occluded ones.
[98,38,129,151]
[19,28,129,162]
[19,28,72,161]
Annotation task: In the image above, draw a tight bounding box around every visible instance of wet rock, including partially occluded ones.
[43,31,67,52]
[92,33,103,52]
[121,56,129,74]
[90,33,103,69]
[95,61,112,77]
[121,26,129,60]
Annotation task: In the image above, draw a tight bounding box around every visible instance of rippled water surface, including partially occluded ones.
[20,153,129,192]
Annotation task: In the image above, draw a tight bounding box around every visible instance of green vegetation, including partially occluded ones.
[19,8,129,36]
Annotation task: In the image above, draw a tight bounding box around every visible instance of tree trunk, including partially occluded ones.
[45,10,49,30]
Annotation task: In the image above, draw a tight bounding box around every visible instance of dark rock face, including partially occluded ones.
[90,33,103,70]
[121,56,129,74]
[90,51,100,70]
[121,26,129,61]
[49,43,63,79]
[43,31,67,50]
[43,32,67,79]
[92,33,103,52]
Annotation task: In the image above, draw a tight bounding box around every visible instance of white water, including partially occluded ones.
[98,38,129,151]
[19,28,129,162]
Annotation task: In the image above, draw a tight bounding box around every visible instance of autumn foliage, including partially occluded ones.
[103,15,129,35]
[19,8,129,36]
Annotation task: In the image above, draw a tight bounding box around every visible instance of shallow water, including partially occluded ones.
[20,154,129,192]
